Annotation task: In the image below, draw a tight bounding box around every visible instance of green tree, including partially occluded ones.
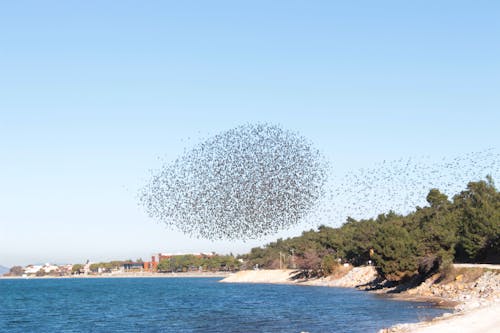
[454,178,500,262]
[372,222,419,281]
[89,263,100,272]
[157,258,172,272]
[409,189,457,276]
[426,188,450,209]
[72,264,83,274]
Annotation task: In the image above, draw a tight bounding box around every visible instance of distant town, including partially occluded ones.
[2,252,243,278]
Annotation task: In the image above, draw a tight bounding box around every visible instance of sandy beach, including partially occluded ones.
[381,302,500,333]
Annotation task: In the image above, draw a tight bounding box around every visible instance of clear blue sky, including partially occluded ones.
[1,1,499,267]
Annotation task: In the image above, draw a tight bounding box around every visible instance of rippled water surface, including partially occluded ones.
[0,278,448,332]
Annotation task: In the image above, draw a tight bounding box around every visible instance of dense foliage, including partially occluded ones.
[71,264,84,274]
[241,178,500,282]
[89,261,127,273]
[157,254,241,272]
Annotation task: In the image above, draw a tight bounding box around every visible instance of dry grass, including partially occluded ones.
[328,264,353,279]
[439,266,485,284]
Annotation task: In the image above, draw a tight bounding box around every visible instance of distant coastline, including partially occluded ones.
[0,271,231,279]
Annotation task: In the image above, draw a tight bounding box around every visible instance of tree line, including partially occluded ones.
[240,177,500,282]
[157,254,240,272]
[78,255,241,274]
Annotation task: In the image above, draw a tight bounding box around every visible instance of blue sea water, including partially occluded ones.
[0,277,448,333]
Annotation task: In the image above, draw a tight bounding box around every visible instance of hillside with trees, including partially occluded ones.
[241,177,500,283]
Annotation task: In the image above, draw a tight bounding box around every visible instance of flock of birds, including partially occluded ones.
[315,148,500,225]
[140,123,328,240]
[140,123,500,240]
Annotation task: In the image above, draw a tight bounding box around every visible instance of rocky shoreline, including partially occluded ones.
[378,268,500,333]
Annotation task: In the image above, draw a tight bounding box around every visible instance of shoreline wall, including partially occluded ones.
[220,266,377,287]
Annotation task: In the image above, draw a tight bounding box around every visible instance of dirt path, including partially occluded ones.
[453,263,500,270]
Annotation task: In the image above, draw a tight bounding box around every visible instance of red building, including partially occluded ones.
[142,255,158,272]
